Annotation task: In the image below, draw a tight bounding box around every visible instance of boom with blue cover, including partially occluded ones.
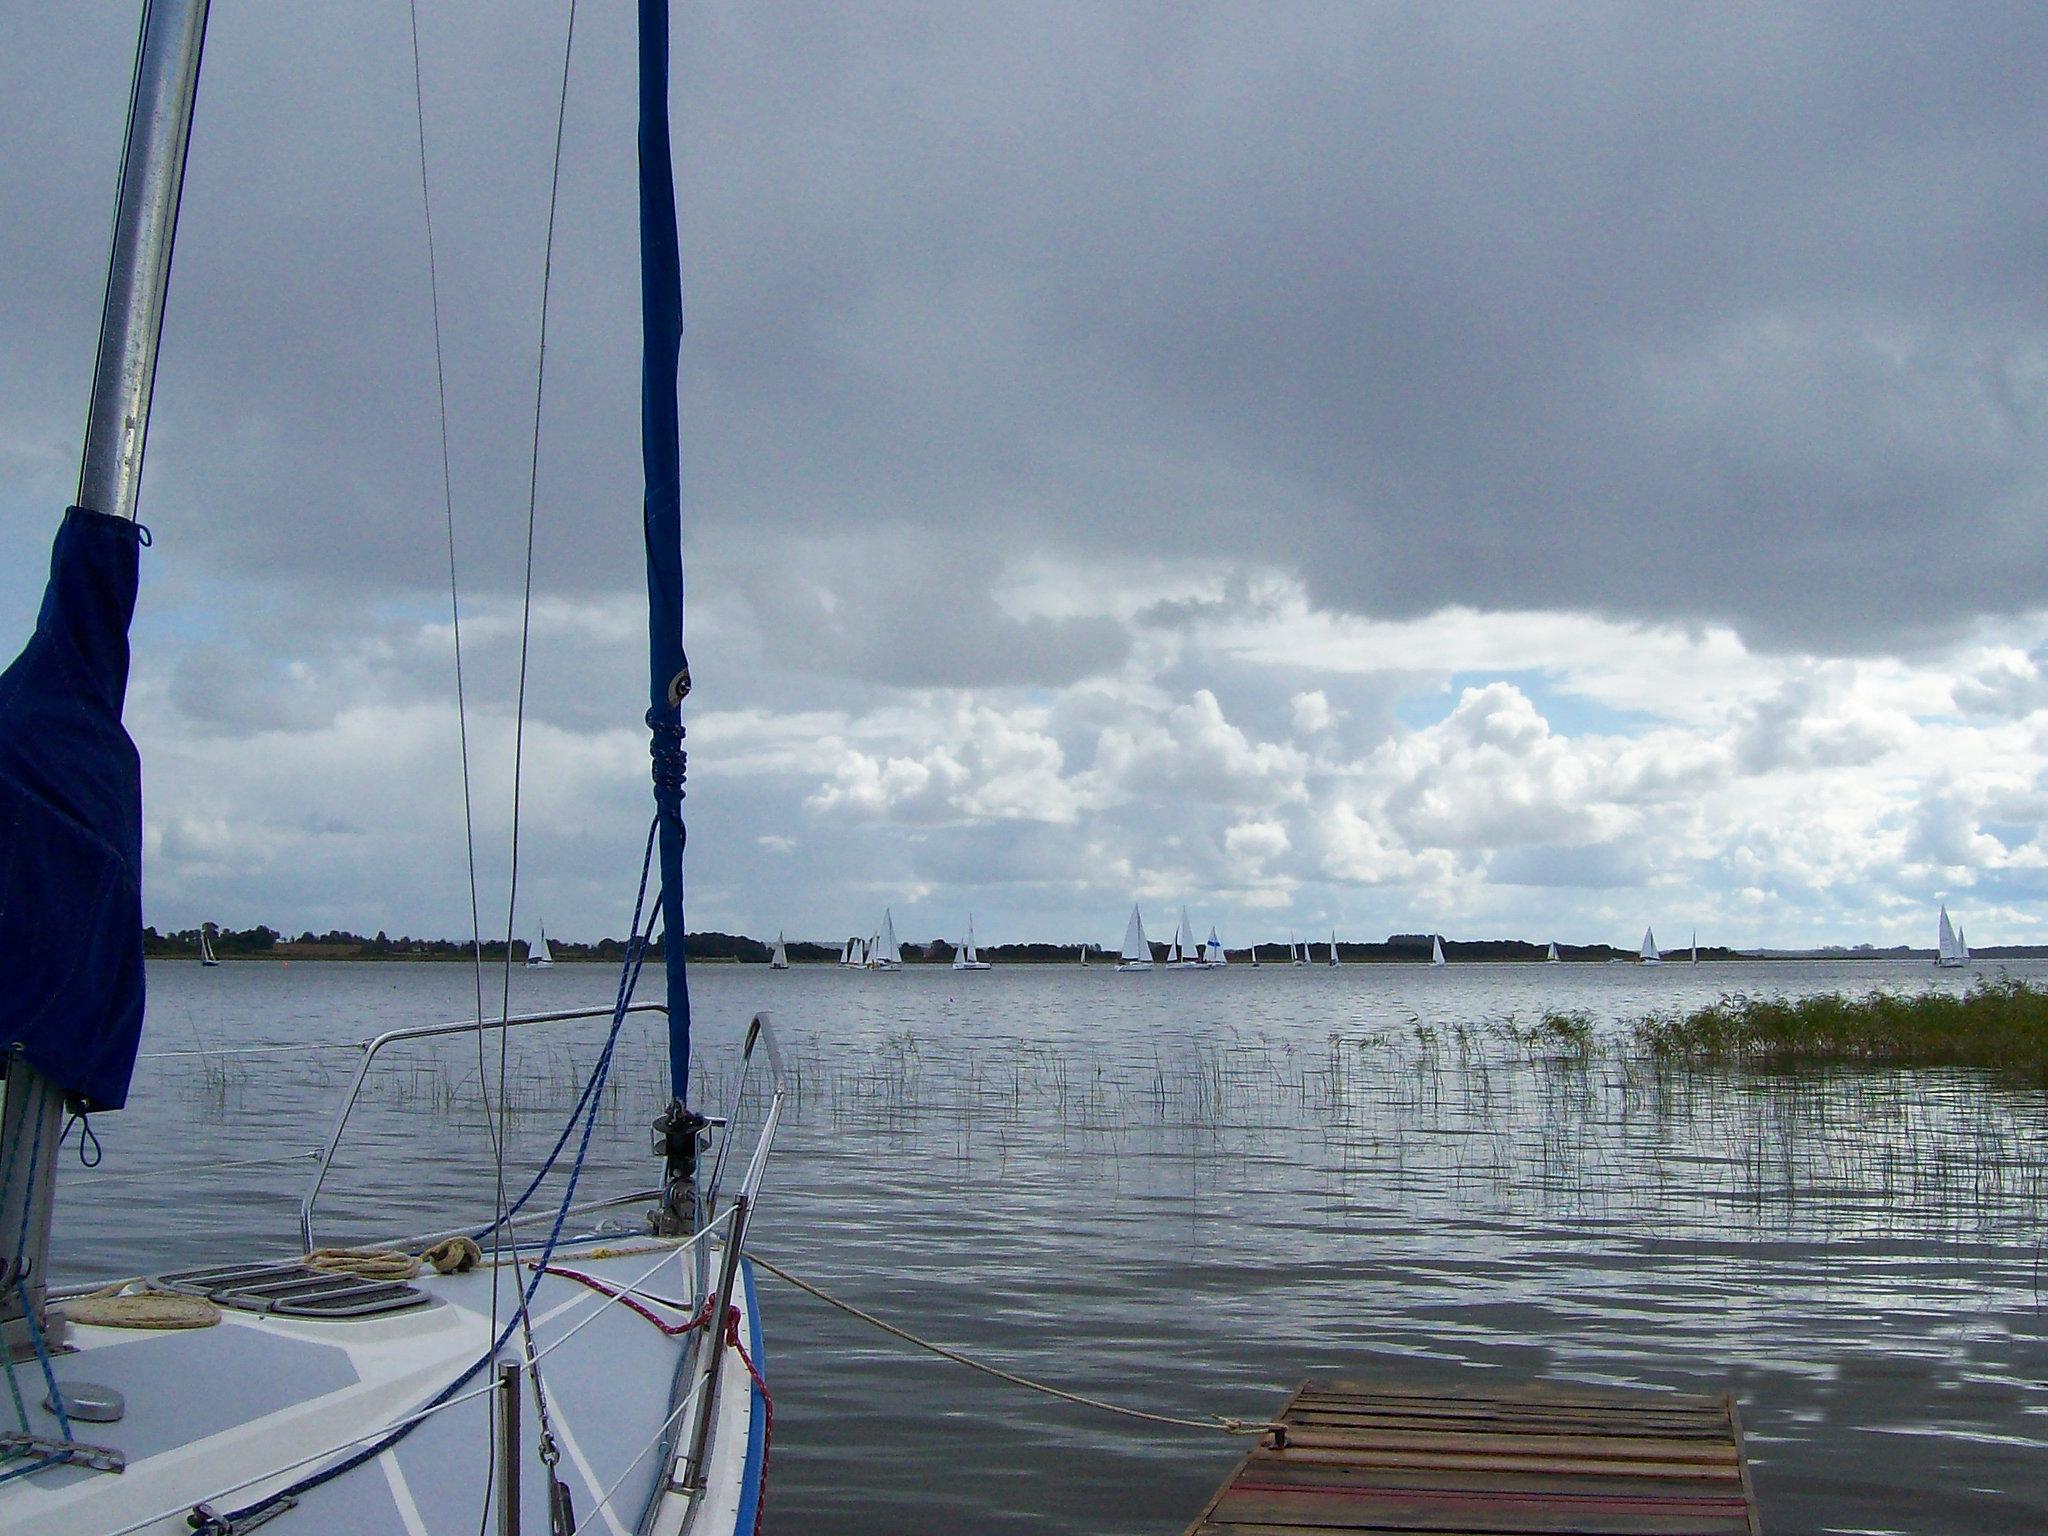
[0,507,147,1111]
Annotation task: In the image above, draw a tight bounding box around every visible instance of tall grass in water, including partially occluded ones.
[1631,976,2048,1083]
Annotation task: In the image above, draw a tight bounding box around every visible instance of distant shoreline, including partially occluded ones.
[147,943,2043,966]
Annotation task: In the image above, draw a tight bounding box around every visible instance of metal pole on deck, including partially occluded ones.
[0,0,211,1349]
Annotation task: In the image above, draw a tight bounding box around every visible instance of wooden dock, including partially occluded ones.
[1182,1378,1760,1536]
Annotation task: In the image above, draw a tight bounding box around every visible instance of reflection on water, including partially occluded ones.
[49,959,2048,1534]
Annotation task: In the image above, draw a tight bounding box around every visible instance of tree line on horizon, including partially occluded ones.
[145,924,1762,965]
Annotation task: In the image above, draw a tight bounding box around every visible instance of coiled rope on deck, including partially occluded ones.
[305,1235,483,1282]
[61,1284,220,1331]
[749,1252,1282,1438]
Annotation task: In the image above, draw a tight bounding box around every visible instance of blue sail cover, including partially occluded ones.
[0,507,146,1111]
[639,0,692,1102]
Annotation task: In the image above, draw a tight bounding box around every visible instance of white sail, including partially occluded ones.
[526,924,555,967]
[198,927,219,966]
[1690,928,1698,965]
[838,939,850,965]
[1079,941,1089,967]
[1204,926,1227,966]
[1119,904,1153,970]
[953,914,990,970]
[1958,926,1970,962]
[1429,935,1446,967]
[770,932,788,969]
[872,909,902,968]
[1639,926,1660,964]
[1328,929,1341,968]
[1545,941,1560,963]
[1249,939,1259,967]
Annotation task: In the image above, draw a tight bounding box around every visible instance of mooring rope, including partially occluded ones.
[748,1253,1281,1437]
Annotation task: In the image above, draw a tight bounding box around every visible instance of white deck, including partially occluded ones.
[6,1233,764,1536]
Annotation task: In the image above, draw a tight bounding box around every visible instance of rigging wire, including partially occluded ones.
[401,2,507,1524]
[489,0,583,1525]
[404,0,489,1149]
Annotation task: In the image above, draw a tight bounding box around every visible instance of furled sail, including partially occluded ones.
[0,509,148,1111]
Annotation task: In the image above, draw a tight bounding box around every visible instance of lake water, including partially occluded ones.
[48,957,2048,1534]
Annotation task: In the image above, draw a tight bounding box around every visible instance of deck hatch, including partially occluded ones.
[153,1261,430,1319]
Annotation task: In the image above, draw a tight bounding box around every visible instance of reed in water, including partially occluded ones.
[1630,975,2048,1083]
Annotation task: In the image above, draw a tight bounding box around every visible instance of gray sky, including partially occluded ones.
[6,1,2048,951]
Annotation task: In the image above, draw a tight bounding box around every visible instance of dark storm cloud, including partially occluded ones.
[12,2,2048,666]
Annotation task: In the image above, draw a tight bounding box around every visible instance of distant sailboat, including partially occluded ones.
[1290,930,1309,966]
[1959,926,1970,962]
[770,932,789,970]
[1689,929,1698,966]
[1327,929,1341,968]
[869,908,903,970]
[1429,935,1446,967]
[525,923,555,968]
[1078,941,1089,967]
[1168,905,1209,969]
[198,926,220,966]
[1936,905,1966,967]
[1545,941,1560,964]
[1248,939,1260,968]
[953,914,992,971]
[1639,926,1661,964]
[1118,904,1154,971]
[1204,926,1228,966]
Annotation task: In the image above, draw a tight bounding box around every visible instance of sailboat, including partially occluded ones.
[1429,935,1447,967]
[1289,930,1308,965]
[1117,904,1153,971]
[0,6,778,1530]
[952,914,991,971]
[1639,926,1663,964]
[1248,940,1260,968]
[1203,925,1228,966]
[1689,929,1699,966]
[1327,929,1342,968]
[1545,941,1560,964]
[1078,941,1089,967]
[869,908,904,970]
[1167,906,1211,970]
[1936,905,1966,967]
[524,922,555,968]
[197,926,221,967]
[769,932,789,969]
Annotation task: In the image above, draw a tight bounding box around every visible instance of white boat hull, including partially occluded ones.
[17,1234,766,1536]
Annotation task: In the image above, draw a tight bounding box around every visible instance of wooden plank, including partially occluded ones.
[1213,1486,1754,1535]
[1256,1446,1745,1481]
[1240,1461,1751,1502]
[1285,1409,1729,1438]
[1268,1426,1739,1465]
[1196,1527,1657,1536]
[1302,1392,1720,1417]
[1726,1395,1762,1536]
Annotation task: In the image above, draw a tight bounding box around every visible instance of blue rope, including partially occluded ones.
[15,1277,71,1444]
[473,817,665,1241]
[203,815,666,1533]
[0,1454,60,1485]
